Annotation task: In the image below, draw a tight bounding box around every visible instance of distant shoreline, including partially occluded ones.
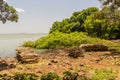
[0,33,48,35]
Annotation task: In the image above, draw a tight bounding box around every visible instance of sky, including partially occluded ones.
[0,0,101,33]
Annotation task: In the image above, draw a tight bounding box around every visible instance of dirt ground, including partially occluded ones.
[0,49,120,79]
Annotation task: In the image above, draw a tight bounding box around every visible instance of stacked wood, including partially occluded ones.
[16,47,39,64]
[79,44,108,52]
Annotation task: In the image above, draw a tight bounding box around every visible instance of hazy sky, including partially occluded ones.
[0,0,101,33]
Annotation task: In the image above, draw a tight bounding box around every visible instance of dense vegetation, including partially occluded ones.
[49,7,98,33]
[49,6,120,39]
[23,32,115,49]
[84,7,120,39]
[23,7,120,49]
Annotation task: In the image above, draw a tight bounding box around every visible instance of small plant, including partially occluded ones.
[63,70,78,80]
[14,73,37,80]
[92,68,117,80]
[23,41,35,47]
[41,72,61,80]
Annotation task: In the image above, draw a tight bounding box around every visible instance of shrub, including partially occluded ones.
[23,32,94,49]
[63,70,78,80]
[0,73,38,80]
[41,72,61,80]
[92,68,117,80]
[23,32,118,49]
[23,41,35,47]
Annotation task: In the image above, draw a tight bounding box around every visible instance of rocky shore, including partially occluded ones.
[0,44,120,79]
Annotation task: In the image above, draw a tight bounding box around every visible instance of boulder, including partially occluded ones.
[16,47,39,64]
[16,47,34,54]
[16,53,39,63]
[79,44,108,52]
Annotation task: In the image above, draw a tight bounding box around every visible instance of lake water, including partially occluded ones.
[0,33,46,58]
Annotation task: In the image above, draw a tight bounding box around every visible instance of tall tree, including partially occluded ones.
[99,0,120,10]
[0,0,18,23]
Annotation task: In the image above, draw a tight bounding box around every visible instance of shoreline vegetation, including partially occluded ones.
[1,2,120,80]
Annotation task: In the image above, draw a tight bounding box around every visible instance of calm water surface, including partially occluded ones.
[0,34,46,58]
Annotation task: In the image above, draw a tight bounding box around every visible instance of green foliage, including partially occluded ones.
[41,72,61,80]
[84,7,120,39]
[23,32,101,49]
[23,32,118,49]
[14,73,37,80]
[49,7,98,33]
[0,0,18,23]
[23,41,35,47]
[0,73,37,80]
[92,68,117,80]
[63,70,78,80]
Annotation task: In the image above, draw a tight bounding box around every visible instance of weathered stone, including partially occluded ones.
[16,47,39,64]
[79,44,108,52]
[16,47,34,54]
[16,53,39,64]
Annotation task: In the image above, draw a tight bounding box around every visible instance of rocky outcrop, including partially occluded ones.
[16,47,34,54]
[16,47,39,64]
[79,44,108,52]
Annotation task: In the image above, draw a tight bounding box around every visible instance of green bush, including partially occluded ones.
[92,68,117,80]
[23,41,35,47]
[23,32,118,49]
[23,32,100,49]
[41,72,61,80]
[0,73,38,80]
[63,70,78,80]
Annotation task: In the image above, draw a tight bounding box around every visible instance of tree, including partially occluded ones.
[49,7,98,33]
[0,0,18,23]
[84,7,120,39]
[99,0,120,10]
